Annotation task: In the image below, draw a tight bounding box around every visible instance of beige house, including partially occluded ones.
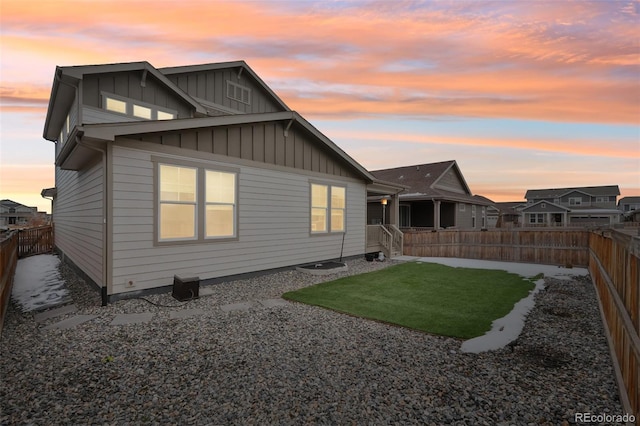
[43,61,401,303]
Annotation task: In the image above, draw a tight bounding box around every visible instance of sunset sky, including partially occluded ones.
[1,0,638,213]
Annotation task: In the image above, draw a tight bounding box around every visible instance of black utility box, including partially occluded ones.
[172,275,200,301]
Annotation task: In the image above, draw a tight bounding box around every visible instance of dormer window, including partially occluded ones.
[106,97,127,114]
[133,104,152,119]
[102,92,177,120]
[226,81,251,105]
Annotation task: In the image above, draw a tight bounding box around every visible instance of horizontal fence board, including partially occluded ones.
[403,229,589,267]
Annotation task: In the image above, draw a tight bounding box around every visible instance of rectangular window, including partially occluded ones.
[459,204,466,212]
[159,165,197,240]
[157,110,175,120]
[205,170,236,238]
[569,197,582,206]
[105,97,127,114]
[311,184,328,233]
[103,92,177,121]
[226,81,251,105]
[330,186,346,232]
[133,104,152,119]
[310,183,346,234]
[529,213,545,224]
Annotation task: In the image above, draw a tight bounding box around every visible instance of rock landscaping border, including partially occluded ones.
[0,258,623,425]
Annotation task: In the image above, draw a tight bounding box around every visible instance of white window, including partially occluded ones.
[159,165,197,240]
[311,183,346,233]
[459,204,466,212]
[205,170,236,238]
[226,81,251,104]
[569,197,582,206]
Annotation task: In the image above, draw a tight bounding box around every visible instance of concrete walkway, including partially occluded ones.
[37,297,291,330]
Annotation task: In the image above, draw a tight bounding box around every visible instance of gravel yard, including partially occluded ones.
[1,258,623,425]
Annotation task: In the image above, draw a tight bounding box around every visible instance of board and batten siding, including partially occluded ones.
[165,69,283,114]
[109,146,366,294]
[81,72,193,118]
[132,121,357,179]
[53,161,104,286]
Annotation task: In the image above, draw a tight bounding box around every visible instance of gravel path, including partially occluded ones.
[1,258,623,425]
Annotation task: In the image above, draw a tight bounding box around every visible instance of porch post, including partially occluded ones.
[434,200,441,229]
[390,194,400,227]
[564,211,568,227]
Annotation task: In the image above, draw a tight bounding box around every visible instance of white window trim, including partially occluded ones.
[102,91,177,121]
[226,80,251,105]
[569,197,582,206]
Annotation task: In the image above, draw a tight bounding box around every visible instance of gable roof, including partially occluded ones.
[71,111,376,183]
[521,200,570,212]
[43,61,208,141]
[370,160,489,204]
[525,185,620,200]
[159,61,290,112]
[619,196,640,204]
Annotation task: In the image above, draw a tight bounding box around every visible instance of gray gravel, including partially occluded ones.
[1,258,623,425]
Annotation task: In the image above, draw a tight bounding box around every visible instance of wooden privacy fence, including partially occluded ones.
[0,232,19,335]
[403,229,590,267]
[18,226,54,258]
[589,230,639,420]
[0,226,54,335]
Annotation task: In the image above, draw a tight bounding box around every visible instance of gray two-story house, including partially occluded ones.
[42,61,402,303]
[521,185,621,227]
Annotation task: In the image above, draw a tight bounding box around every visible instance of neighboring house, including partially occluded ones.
[619,196,640,223]
[42,61,402,302]
[618,196,640,213]
[369,161,493,229]
[0,200,47,229]
[522,185,621,227]
[494,202,526,228]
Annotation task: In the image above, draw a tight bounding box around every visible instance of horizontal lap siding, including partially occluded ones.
[54,163,104,286]
[110,146,365,294]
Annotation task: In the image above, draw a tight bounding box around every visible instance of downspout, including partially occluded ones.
[75,134,109,306]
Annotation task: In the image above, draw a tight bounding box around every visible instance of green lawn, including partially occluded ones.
[283,262,536,339]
